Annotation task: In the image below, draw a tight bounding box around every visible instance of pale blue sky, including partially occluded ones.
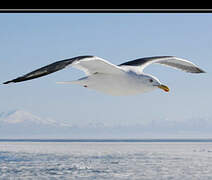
[0,13,211,127]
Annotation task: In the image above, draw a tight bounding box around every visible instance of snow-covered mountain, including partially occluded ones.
[0,110,72,138]
[0,109,57,125]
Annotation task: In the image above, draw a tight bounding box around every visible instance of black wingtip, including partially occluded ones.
[195,67,206,73]
[3,80,14,84]
[201,69,206,73]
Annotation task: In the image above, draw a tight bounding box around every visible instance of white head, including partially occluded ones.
[141,74,169,93]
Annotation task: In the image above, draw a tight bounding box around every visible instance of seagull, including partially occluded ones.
[3,55,205,96]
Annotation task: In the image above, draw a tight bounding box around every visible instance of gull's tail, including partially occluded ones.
[56,77,87,85]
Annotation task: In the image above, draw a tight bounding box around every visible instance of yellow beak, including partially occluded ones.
[158,84,170,92]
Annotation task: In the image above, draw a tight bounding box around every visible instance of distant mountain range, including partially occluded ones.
[0,110,211,138]
[0,110,79,138]
[0,109,58,125]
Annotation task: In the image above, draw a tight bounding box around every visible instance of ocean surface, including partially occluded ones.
[1,139,212,180]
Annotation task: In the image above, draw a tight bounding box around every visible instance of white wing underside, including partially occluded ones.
[71,56,124,75]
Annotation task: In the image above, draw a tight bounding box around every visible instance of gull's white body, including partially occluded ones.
[63,72,156,96]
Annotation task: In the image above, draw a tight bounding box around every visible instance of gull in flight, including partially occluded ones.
[3,55,205,96]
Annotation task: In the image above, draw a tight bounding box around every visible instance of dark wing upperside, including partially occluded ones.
[119,56,205,73]
[119,56,172,66]
[3,56,93,84]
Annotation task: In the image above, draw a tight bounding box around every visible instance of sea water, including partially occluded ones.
[0,140,212,180]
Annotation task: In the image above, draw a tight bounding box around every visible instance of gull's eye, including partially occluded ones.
[149,79,153,83]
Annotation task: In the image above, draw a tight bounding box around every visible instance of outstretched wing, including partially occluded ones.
[3,56,124,84]
[119,56,205,73]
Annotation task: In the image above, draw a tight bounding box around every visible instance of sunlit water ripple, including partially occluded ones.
[1,141,212,179]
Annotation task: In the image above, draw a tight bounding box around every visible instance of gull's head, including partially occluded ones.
[143,74,169,93]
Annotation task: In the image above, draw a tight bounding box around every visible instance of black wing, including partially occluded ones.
[119,56,172,66]
[3,56,93,84]
[119,56,205,73]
